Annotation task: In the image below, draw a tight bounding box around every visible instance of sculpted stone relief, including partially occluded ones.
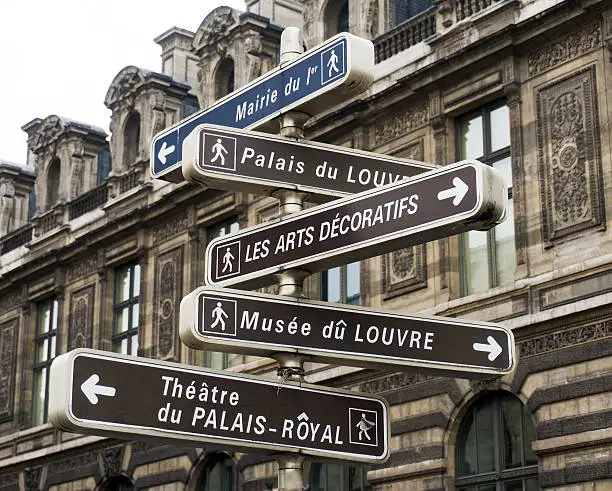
[32,115,63,152]
[536,66,604,243]
[0,319,17,421]
[154,247,183,361]
[381,244,427,299]
[527,22,602,77]
[105,66,144,107]
[193,6,236,53]
[69,286,94,350]
[373,102,429,146]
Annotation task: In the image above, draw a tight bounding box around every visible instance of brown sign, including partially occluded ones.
[49,349,389,463]
[180,287,516,378]
[181,124,435,202]
[205,160,506,289]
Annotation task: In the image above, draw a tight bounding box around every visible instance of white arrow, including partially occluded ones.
[158,141,175,165]
[473,336,503,361]
[437,177,469,206]
[81,374,116,405]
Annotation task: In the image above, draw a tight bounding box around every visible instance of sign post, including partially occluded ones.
[50,349,390,463]
[205,160,507,289]
[181,124,436,201]
[151,32,374,182]
[180,287,516,378]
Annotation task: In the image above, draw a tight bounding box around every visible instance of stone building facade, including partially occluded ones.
[0,0,611,490]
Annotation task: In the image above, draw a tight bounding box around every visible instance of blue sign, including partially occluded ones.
[151,34,372,181]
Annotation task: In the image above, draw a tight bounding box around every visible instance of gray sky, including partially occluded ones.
[0,1,245,166]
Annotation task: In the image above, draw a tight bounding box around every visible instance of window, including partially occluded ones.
[205,219,239,369]
[123,111,140,166]
[215,58,235,100]
[307,462,370,491]
[321,262,360,305]
[392,0,435,26]
[99,476,134,491]
[195,453,234,491]
[457,103,514,296]
[33,298,58,425]
[324,0,349,37]
[455,393,538,490]
[112,262,140,355]
[46,157,61,209]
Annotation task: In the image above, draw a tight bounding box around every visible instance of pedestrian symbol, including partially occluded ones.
[200,132,236,171]
[201,296,237,337]
[320,41,346,85]
[215,240,241,280]
[349,408,378,447]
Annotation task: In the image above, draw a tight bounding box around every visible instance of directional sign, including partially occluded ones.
[151,33,374,182]
[49,349,389,463]
[181,124,436,202]
[205,160,507,289]
[180,287,516,378]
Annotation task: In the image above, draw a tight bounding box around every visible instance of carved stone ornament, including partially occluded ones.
[359,372,434,394]
[69,286,94,350]
[101,446,123,477]
[374,102,429,146]
[518,319,611,358]
[364,0,379,38]
[0,319,17,421]
[23,467,42,491]
[105,66,145,108]
[527,22,602,77]
[68,256,99,283]
[382,245,428,300]
[0,289,25,312]
[152,211,190,245]
[70,156,84,199]
[32,115,64,152]
[154,247,183,361]
[536,66,605,244]
[193,6,236,52]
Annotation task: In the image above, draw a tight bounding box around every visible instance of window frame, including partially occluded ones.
[455,393,538,490]
[112,262,141,356]
[33,297,58,425]
[456,101,513,296]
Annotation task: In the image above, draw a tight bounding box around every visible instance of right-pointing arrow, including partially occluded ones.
[81,374,116,405]
[437,177,469,206]
[473,336,503,361]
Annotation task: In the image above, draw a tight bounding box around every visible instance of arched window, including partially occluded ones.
[123,111,140,166]
[324,0,349,38]
[195,453,234,491]
[215,58,235,100]
[307,462,369,490]
[46,157,61,209]
[455,393,539,491]
[99,475,134,491]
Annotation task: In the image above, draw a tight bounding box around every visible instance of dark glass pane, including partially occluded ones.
[323,267,341,302]
[502,396,523,469]
[522,405,538,465]
[115,307,129,333]
[456,409,477,476]
[37,301,51,334]
[490,105,510,153]
[495,196,515,287]
[346,261,360,305]
[504,480,524,491]
[130,334,138,356]
[525,477,539,491]
[33,368,47,425]
[326,463,343,491]
[133,264,141,297]
[476,399,496,473]
[459,115,483,160]
[464,230,490,294]
[36,339,49,363]
[478,485,496,491]
[348,466,364,491]
[337,2,349,33]
[51,299,58,331]
[457,487,478,491]
[115,266,131,302]
[308,462,325,491]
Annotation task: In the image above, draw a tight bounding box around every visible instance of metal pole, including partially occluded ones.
[272,26,309,491]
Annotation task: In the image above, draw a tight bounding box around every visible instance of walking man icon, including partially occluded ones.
[210,302,229,331]
[327,49,339,78]
[356,413,375,441]
[222,247,235,273]
[210,138,228,166]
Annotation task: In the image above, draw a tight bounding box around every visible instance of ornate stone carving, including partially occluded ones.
[32,115,63,152]
[70,156,84,199]
[527,23,602,77]
[150,91,167,137]
[105,66,144,107]
[469,377,502,392]
[48,453,98,473]
[0,289,25,312]
[374,102,429,146]
[518,319,611,358]
[245,33,263,82]
[154,247,183,360]
[69,286,94,350]
[536,66,605,244]
[382,245,427,300]
[68,256,99,283]
[23,467,42,491]
[364,0,379,38]
[0,195,14,236]
[152,212,190,245]
[0,472,18,487]
[0,319,17,421]
[194,7,236,52]
[101,446,123,477]
[359,372,435,393]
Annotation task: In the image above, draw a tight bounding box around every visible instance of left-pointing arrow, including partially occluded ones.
[158,141,175,165]
[81,374,116,405]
